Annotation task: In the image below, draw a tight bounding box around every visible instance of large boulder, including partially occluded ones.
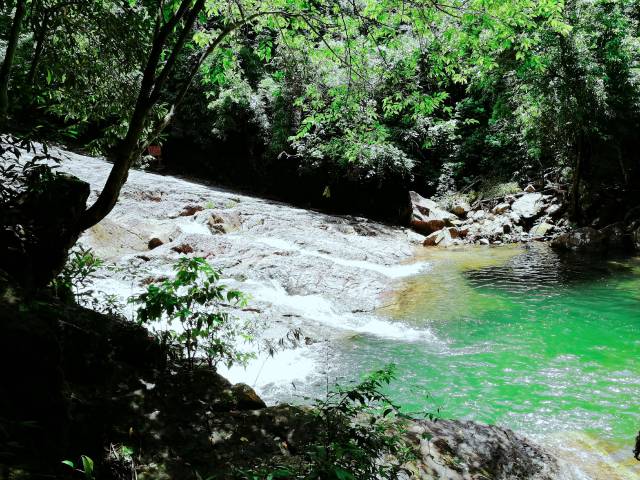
[0,173,90,289]
[634,227,640,250]
[406,419,566,480]
[229,383,267,410]
[551,227,608,253]
[409,191,457,235]
[511,193,545,220]
[600,222,630,251]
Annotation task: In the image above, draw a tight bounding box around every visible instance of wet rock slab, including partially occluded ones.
[55,149,429,401]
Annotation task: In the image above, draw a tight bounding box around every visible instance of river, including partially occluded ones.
[57,150,640,479]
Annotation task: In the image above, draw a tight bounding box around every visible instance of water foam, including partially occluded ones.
[245,280,435,342]
[218,346,318,394]
[256,236,429,278]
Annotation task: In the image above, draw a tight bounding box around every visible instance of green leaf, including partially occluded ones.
[81,455,94,478]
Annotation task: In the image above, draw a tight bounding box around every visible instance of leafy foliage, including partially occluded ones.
[131,256,255,369]
[0,134,60,206]
[233,365,422,480]
[0,134,63,261]
[0,0,638,217]
[50,246,103,304]
[61,454,95,480]
[305,365,416,480]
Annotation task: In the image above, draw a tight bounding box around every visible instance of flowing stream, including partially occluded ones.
[56,150,640,479]
[336,245,640,479]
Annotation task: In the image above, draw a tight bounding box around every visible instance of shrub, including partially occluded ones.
[131,257,256,369]
[233,365,419,480]
[50,245,103,304]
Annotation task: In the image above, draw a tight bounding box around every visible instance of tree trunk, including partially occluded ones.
[79,101,151,230]
[0,0,28,126]
[27,12,49,85]
[570,136,583,224]
[79,0,206,231]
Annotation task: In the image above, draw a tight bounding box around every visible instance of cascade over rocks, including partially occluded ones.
[0,281,572,480]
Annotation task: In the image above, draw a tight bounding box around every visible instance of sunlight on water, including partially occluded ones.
[330,244,640,478]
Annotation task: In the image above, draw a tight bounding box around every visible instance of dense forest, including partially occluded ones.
[1,0,638,221]
[1,0,640,479]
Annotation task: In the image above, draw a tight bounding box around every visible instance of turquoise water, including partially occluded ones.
[331,244,640,476]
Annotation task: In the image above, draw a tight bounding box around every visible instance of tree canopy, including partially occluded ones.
[0,0,638,223]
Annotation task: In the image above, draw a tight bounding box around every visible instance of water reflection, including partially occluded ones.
[464,244,637,294]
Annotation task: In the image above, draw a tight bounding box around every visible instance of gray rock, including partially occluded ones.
[512,193,544,220]
[508,211,522,224]
[524,184,536,193]
[471,210,486,221]
[405,419,567,480]
[551,227,607,252]
[409,191,457,222]
[545,203,562,218]
[479,238,490,245]
[410,191,458,234]
[529,222,554,238]
[492,202,511,215]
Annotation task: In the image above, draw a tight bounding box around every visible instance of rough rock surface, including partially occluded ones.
[511,193,545,219]
[410,191,456,235]
[410,188,567,247]
[405,419,573,480]
[54,148,428,404]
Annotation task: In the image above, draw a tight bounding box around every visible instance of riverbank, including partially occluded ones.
[1,278,581,479]
[4,145,637,478]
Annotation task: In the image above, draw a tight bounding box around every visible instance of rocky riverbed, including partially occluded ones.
[7,145,599,479]
[56,149,432,401]
[409,188,568,247]
[409,188,640,252]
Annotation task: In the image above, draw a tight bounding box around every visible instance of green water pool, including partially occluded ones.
[333,244,640,476]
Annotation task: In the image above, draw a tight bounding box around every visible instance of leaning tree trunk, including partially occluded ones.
[79,0,206,231]
[0,0,28,126]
